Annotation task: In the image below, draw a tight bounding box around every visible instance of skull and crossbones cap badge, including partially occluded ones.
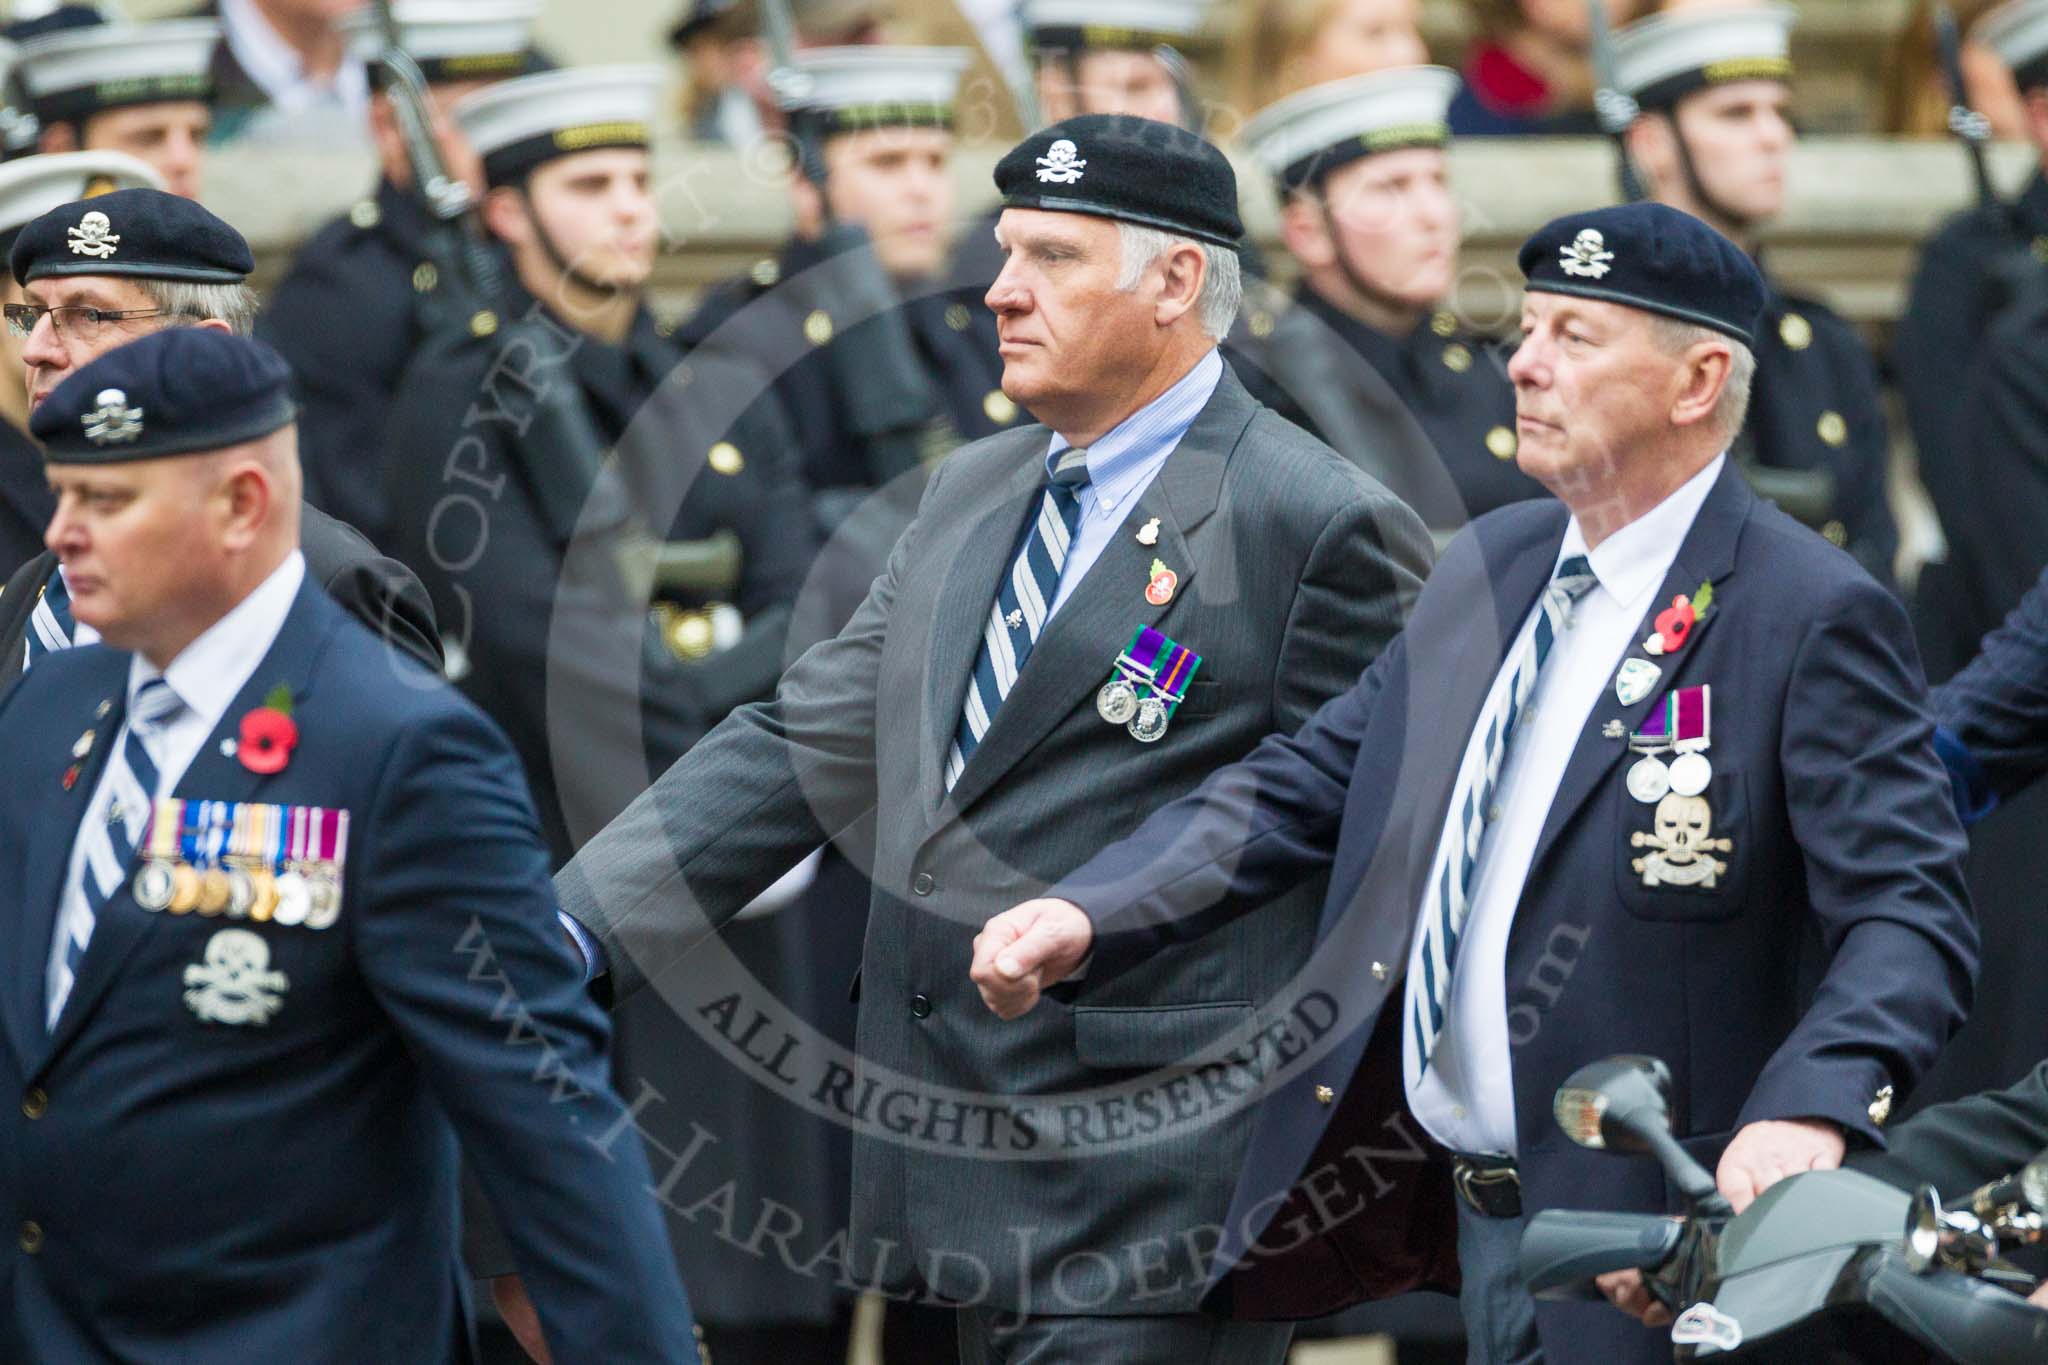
[994,113,1244,250]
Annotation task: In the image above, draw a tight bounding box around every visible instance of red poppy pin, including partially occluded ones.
[236,683,298,775]
[1643,582,1713,657]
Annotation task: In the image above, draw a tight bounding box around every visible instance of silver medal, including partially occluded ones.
[1626,754,1671,804]
[273,871,311,927]
[1128,697,1170,743]
[133,860,175,912]
[1097,678,1138,725]
[1667,751,1712,797]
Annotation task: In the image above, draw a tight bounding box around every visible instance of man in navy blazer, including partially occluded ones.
[973,204,1978,1363]
[0,328,697,1359]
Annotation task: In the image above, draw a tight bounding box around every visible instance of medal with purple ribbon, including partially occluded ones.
[1097,626,1203,743]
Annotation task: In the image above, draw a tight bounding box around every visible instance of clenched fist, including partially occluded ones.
[969,898,1094,1018]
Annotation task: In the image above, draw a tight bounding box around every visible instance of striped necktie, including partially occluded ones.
[1408,554,1598,1080]
[946,448,1092,791]
[48,677,186,1028]
[25,567,75,670]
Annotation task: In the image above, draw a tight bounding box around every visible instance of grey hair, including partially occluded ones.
[1114,222,1243,340]
[1647,314,1755,444]
[132,278,260,338]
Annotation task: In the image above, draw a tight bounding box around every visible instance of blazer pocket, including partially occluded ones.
[1614,768,1749,923]
[1171,678,1221,720]
[1072,1000,1254,1071]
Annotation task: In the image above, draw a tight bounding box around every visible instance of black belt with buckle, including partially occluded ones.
[1451,1153,1522,1218]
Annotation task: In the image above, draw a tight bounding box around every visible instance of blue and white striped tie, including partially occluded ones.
[1408,554,1597,1080]
[25,568,75,670]
[946,449,1092,791]
[47,677,186,1028]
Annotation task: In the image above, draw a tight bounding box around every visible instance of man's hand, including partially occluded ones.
[490,1274,551,1364]
[1595,1269,1673,1328]
[2028,1279,2048,1310]
[970,898,1093,1019]
[1716,1118,1846,1213]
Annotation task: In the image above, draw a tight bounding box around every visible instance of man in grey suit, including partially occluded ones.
[539,114,1434,1364]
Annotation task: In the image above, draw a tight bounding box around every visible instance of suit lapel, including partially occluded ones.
[1525,462,1754,882]
[936,371,1250,819]
[4,653,128,1073]
[39,581,341,1071]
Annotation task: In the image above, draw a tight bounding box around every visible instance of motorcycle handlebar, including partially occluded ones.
[1519,1209,1686,1299]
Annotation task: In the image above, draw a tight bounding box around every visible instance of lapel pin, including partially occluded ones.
[1602,719,1627,740]
[1136,517,1160,547]
[95,699,111,719]
[1643,582,1713,657]
[1145,557,1177,607]
[72,730,95,759]
[62,764,79,791]
[1004,608,1024,630]
[1614,658,1662,707]
[220,738,238,758]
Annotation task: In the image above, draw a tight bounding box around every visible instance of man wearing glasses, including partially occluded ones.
[0,187,441,683]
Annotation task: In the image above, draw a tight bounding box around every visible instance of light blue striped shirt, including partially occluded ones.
[1042,347,1223,618]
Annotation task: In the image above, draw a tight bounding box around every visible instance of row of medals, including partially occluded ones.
[1627,746,1711,803]
[1097,672,1174,743]
[133,856,341,928]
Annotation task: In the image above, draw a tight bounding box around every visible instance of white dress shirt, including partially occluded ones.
[1403,456,1724,1156]
[46,553,306,1021]
[219,0,369,132]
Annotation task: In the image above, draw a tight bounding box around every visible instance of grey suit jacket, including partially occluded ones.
[556,362,1432,1316]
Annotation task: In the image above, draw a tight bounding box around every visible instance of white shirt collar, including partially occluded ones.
[126,551,306,736]
[219,0,367,111]
[1557,453,1726,610]
[1045,348,1223,517]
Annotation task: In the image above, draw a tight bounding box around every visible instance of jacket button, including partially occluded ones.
[18,1221,42,1254]
[911,993,932,1018]
[20,1088,46,1120]
[911,873,935,897]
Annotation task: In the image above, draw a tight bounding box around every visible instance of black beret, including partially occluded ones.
[33,328,296,465]
[1518,203,1765,347]
[10,187,253,286]
[994,114,1242,250]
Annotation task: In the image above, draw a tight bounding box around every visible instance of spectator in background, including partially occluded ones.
[1224,0,1426,121]
[1886,0,2029,137]
[666,0,888,149]
[1450,0,1648,136]
[12,13,218,198]
[200,0,370,145]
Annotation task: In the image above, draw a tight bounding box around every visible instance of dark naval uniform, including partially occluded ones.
[0,421,51,578]
[1743,282,1898,587]
[260,178,479,551]
[384,285,811,865]
[1233,286,1545,534]
[684,236,1023,524]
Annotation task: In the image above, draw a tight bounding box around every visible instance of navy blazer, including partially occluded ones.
[1932,560,2048,822]
[0,580,695,1363]
[1058,462,1977,1360]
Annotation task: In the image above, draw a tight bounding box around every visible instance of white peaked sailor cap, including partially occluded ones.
[453,64,667,188]
[1241,65,1459,196]
[16,18,220,124]
[1611,3,1796,110]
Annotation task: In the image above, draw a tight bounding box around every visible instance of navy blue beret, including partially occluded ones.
[11,187,253,286]
[1518,203,1766,347]
[995,114,1242,251]
[33,328,296,464]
